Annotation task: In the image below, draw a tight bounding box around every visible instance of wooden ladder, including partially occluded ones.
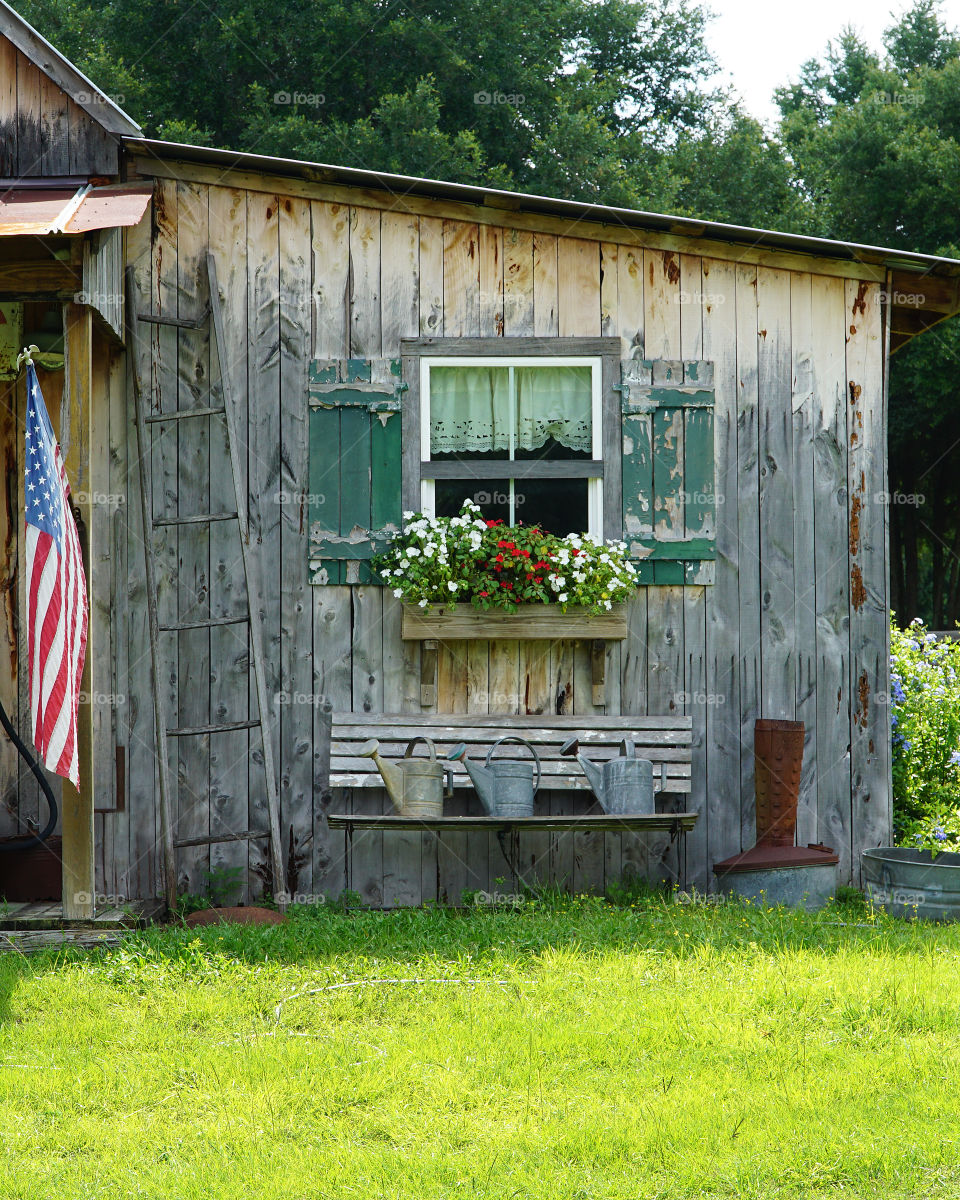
[124,254,286,912]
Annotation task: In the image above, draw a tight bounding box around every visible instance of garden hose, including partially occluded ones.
[0,695,58,849]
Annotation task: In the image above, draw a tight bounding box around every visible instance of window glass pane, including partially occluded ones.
[430,367,510,455]
[429,364,592,458]
[435,478,511,525]
[514,479,588,535]
[433,477,589,536]
[515,366,591,457]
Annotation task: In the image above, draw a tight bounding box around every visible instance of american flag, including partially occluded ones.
[24,362,88,786]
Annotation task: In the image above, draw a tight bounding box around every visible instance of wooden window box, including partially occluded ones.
[400,602,627,641]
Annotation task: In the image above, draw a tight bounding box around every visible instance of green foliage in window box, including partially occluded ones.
[373,499,637,614]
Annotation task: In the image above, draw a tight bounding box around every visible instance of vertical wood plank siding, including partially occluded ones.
[0,38,119,175]
[109,193,892,902]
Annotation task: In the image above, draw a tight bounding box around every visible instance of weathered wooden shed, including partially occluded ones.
[3,3,960,910]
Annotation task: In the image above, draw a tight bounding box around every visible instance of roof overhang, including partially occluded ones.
[0,0,142,137]
[126,137,960,354]
[0,181,151,236]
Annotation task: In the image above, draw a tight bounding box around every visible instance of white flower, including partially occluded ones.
[403,510,415,520]
[418,598,429,608]
[393,588,403,598]
[407,547,421,557]
[399,558,410,569]
[447,581,458,592]
[558,592,568,602]
[423,544,435,558]
[604,599,612,610]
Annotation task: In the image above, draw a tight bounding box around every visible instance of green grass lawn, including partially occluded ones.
[2,890,960,1199]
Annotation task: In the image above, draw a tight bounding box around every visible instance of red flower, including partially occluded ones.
[519,549,530,557]
[533,576,543,584]
[478,590,489,597]
[485,519,503,527]
[495,554,504,563]
[500,581,513,589]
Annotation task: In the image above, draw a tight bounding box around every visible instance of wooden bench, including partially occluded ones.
[317,712,696,899]
[325,713,693,794]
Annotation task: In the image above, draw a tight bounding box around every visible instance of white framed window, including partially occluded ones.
[417,355,604,536]
[400,336,623,540]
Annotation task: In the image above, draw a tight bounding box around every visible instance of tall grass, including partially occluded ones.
[1,893,959,1199]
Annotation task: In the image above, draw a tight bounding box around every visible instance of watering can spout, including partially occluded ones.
[560,736,607,807]
[358,738,406,813]
[448,743,496,814]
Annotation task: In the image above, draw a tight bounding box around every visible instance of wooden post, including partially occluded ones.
[61,303,95,919]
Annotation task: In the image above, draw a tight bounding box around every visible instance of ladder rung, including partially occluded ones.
[166,719,259,737]
[174,830,270,849]
[146,405,226,424]
[153,511,238,527]
[159,614,249,632]
[138,306,210,329]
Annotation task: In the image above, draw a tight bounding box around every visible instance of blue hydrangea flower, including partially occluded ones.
[951,751,960,767]
[935,826,948,842]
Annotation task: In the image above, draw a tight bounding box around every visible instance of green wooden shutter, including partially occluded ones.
[308,357,404,584]
[620,358,716,585]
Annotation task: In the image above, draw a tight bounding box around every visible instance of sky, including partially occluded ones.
[705,0,960,127]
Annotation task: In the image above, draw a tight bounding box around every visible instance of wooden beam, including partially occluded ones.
[132,156,894,285]
[60,303,95,919]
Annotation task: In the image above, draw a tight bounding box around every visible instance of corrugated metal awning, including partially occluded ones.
[0,183,151,237]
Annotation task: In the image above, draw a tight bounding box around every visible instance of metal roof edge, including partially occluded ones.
[125,137,960,278]
[0,0,142,139]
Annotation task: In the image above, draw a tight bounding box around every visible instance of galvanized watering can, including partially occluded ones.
[358,736,453,818]
[560,736,654,815]
[447,736,542,818]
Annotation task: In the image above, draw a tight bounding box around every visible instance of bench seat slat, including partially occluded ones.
[331,727,692,747]
[331,742,690,762]
[330,712,693,730]
[328,775,692,793]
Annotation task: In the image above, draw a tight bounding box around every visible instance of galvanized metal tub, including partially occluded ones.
[861,847,960,920]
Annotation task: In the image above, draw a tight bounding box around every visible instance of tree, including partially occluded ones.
[15,0,721,203]
[777,0,960,626]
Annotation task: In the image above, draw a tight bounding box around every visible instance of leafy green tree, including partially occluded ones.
[776,0,960,626]
[16,0,720,201]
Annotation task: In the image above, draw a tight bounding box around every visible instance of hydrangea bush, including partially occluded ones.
[374,499,637,614]
[891,617,960,851]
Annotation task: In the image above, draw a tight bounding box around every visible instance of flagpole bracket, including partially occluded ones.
[16,345,40,372]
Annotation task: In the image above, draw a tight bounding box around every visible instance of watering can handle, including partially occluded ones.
[621,737,636,758]
[444,765,455,799]
[404,736,437,761]
[484,735,542,795]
